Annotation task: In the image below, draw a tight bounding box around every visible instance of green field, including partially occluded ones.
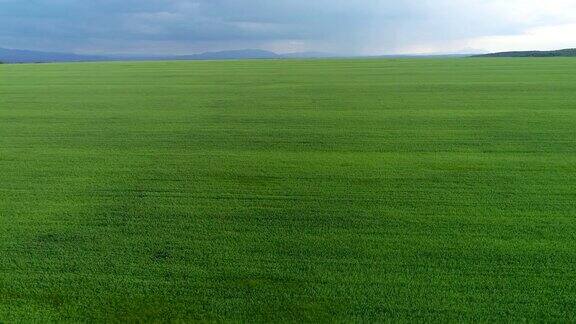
[1,58,576,322]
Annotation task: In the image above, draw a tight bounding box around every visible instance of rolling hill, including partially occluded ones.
[474,48,576,57]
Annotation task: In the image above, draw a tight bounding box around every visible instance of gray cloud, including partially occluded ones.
[0,0,572,55]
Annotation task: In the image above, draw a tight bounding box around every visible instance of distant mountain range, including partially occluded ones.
[0,47,108,63]
[474,48,576,57]
[0,47,342,63]
[12,46,575,63]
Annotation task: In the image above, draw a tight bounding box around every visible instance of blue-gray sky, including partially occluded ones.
[1,0,576,55]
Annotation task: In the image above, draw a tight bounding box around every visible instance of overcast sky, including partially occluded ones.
[1,0,576,55]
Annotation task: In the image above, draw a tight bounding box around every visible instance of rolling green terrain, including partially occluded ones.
[475,48,576,57]
[1,58,576,322]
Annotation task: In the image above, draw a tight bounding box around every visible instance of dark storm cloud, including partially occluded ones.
[0,0,565,54]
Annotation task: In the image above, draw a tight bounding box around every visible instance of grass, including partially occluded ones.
[1,58,576,322]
